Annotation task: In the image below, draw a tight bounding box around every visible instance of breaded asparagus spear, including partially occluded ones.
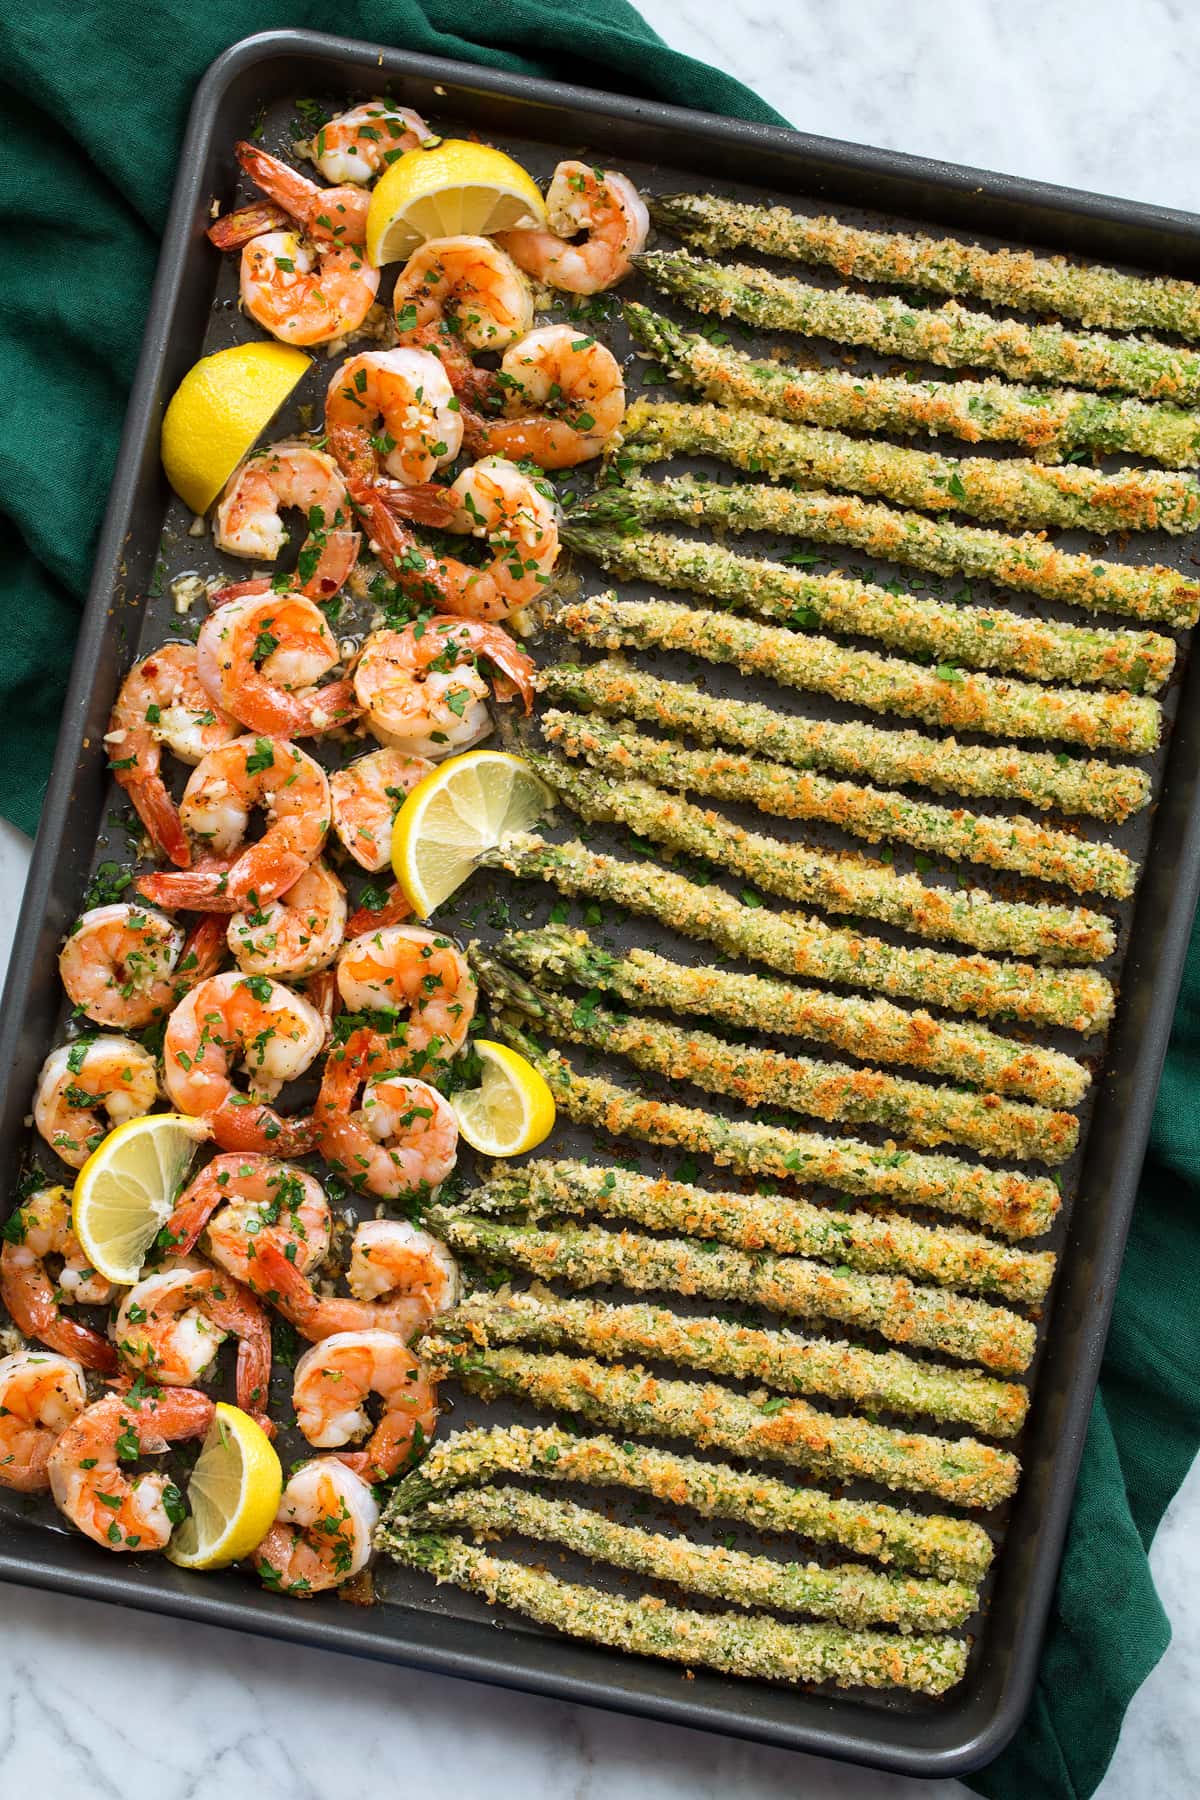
[476,1158,1058,1303]
[615,394,1200,534]
[410,1485,978,1631]
[470,945,1078,1164]
[420,1338,1021,1507]
[577,459,1198,628]
[559,524,1174,693]
[539,660,1151,823]
[380,1531,970,1694]
[528,752,1116,964]
[559,595,1161,755]
[487,835,1115,1034]
[387,1424,995,1581]
[635,248,1200,409]
[442,1289,1031,1433]
[542,708,1136,900]
[647,196,1200,339]
[624,302,1200,470]
[490,1018,1060,1242]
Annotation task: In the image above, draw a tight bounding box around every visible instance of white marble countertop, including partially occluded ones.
[3,3,1200,1794]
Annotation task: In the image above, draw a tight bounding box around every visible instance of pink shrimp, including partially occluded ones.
[112,1260,273,1420]
[0,1351,88,1494]
[329,746,434,873]
[248,1238,432,1344]
[106,643,239,867]
[392,236,533,350]
[47,1387,214,1553]
[59,907,226,1030]
[0,1188,119,1373]
[458,324,626,469]
[196,588,359,738]
[352,618,535,757]
[336,924,477,1065]
[168,1155,331,1292]
[304,99,434,185]
[254,1457,380,1596]
[345,883,413,937]
[497,161,648,294]
[311,1028,458,1201]
[213,441,360,604]
[325,347,464,488]
[290,1329,439,1481]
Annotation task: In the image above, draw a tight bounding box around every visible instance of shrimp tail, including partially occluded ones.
[0,1265,118,1373]
[300,527,362,603]
[346,481,430,586]
[247,1238,325,1330]
[470,626,537,713]
[300,967,338,1036]
[346,881,413,936]
[120,775,191,869]
[136,869,232,911]
[210,577,274,608]
[369,481,459,530]
[207,201,293,252]
[180,913,228,985]
[210,1098,315,1158]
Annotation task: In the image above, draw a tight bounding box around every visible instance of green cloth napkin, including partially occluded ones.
[0,6,1195,1794]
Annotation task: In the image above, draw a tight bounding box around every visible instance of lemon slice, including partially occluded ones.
[166,1402,283,1571]
[161,341,311,515]
[73,1113,209,1286]
[366,139,547,267]
[391,749,553,918]
[452,1040,556,1156]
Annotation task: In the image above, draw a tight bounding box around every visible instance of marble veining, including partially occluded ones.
[3,4,1200,1792]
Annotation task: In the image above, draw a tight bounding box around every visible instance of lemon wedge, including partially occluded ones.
[161,341,311,515]
[452,1040,556,1156]
[366,139,547,267]
[166,1403,283,1571]
[391,749,553,918]
[73,1113,209,1286]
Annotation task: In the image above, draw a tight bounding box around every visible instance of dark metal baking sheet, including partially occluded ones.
[2,26,1200,1778]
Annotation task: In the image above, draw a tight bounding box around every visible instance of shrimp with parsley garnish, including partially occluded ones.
[33,1037,159,1172]
[166,1153,331,1282]
[290,1328,440,1480]
[112,1259,273,1420]
[254,1457,380,1597]
[107,643,239,868]
[325,347,463,487]
[0,1351,88,1494]
[458,325,626,468]
[226,859,347,981]
[0,1188,118,1372]
[47,1387,214,1553]
[59,906,225,1030]
[392,236,533,349]
[337,923,477,1066]
[303,100,433,185]
[196,588,359,738]
[329,746,434,872]
[498,160,648,293]
[353,618,535,756]
[213,442,360,604]
[311,1028,459,1201]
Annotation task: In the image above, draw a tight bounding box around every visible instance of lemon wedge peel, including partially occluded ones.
[160,341,311,515]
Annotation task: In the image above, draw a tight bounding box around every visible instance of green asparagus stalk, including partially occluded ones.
[559,595,1160,756]
[475,1159,1058,1303]
[528,752,1116,964]
[579,458,1199,628]
[420,1338,1021,1508]
[433,1212,1036,1377]
[636,247,1200,410]
[487,835,1114,1035]
[386,1424,995,1581]
[442,1289,1030,1433]
[408,1484,978,1631]
[539,660,1151,824]
[470,945,1077,1164]
[380,1530,970,1694]
[624,302,1200,470]
[647,196,1200,340]
[560,524,1174,693]
[490,1018,1060,1242]
[542,708,1136,900]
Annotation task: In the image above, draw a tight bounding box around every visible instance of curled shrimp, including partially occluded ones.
[329,746,434,872]
[347,1218,458,1313]
[227,859,347,981]
[137,736,331,912]
[196,588,359,738]
[325,347,464,487]
[498,160,648,294]
[33,1036,159,1171]
[461,324,626,468]
[112,1259,273,1420]
[0,1187,118,1372]
[352,618,534,757]
[337,924,477,1065]
[303,98,434,185]
[167,1154,331,1284]
[248,1237,435,1342]
[214,442,360,604]
[311,1028,459,1200]
[59,906,226,1030]
[291,1328,439,1480]
[392,236,533,350]
[162,971,326,1154]
[107,643,238,867]
[0,1351,88,1494]
[47,1386,214,1553]
[254,1456,380,1597]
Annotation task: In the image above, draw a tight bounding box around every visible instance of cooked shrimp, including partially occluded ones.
[248,1237,431,1342]
[47,1387,214,1552]
[59,907,226,1030]
[33,1036,159,1172]
[0,1188,117,1372]
[291,1328,439,1479]
[312,1028,458,1200]
[166,1154,331,1285]
[162,971,325,1154]
[498,160,648,293]
[214,442,360,604]
[227,860,347,981]
[392,236,534,350]
[345,883,413,937]
[113,1260,272,1418]
[216,142,371,245]
[107,643,239,867]
[352,618,534,756]
[325,347,463,486]
[0,1351,87,1494]
[337,924,477,1064]
[304,99,433,185]
[346,1219,458,1314]
[254,1456,379,1597]
[196,589,359,738]
[137,736,331,912]
[329,746,434,872]
[461,324,625,468]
